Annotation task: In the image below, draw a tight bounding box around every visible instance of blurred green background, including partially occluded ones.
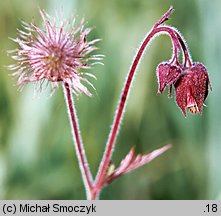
[0,0,220,200]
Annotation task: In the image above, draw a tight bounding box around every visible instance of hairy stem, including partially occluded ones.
[175,32,193,67]
[94,25,184,190]
[63,82,93,199]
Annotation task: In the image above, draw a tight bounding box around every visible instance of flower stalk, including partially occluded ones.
[94,8,185,191]
[63,82,93,199]
[93,6,211,196]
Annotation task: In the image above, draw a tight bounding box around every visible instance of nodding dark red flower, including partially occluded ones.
[156,62,182,94]
[174,63,211,116]
[9,10,103,96]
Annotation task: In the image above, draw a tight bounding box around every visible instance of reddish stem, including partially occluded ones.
[94,25,186,191]
[154,6,174,28]
[175,32,192,67]
[63,83,93,199]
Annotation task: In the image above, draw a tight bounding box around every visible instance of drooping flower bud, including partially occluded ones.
[174,63,211,116]
[156,62,182,94]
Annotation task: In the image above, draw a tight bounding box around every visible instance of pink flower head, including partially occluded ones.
[9,10,103,96]
[174,63,211,116]
[156,62,182,94]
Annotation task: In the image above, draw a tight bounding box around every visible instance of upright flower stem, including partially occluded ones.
[94,26,187,192]
[63,82,94,199]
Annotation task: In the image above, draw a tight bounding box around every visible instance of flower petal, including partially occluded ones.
[156,62,181,93]
[174,62,211,116]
